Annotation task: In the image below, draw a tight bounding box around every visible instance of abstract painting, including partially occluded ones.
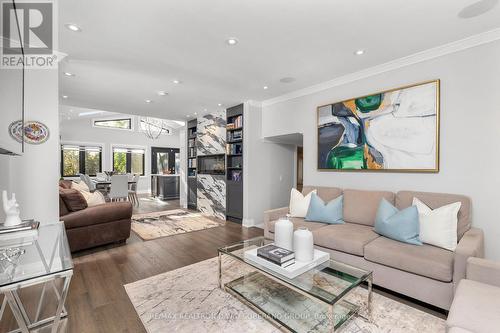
[317,80,439,172]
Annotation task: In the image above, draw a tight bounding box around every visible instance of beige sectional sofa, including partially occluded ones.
[263,186,484,310]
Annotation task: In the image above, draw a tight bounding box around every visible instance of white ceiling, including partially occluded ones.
[59,0,500,120]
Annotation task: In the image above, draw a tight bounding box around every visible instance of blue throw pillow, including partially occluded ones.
[374,198,422,245]
[305,193,344,224]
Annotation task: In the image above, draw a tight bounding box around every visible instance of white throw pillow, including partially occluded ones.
[289,188,316,218]
[412,197,461,251]
[81,190,106,207]
[71,180,89,192]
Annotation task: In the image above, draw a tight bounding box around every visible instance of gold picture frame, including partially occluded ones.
[317,79,440,173]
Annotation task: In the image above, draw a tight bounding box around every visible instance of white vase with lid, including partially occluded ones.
[274,215,293,251]
[293,227,314,262]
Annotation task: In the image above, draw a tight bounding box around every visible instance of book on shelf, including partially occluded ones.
[226,143,243,155]
[227,115,243,130]
[227,129,242,141]
[0,219,40,234]
[188,158,197,168]
[257,244,294,264]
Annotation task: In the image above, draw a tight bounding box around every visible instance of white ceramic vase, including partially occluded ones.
[293,227,314,262]
[274,217,293,251]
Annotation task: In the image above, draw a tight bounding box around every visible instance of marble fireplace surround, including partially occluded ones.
[196,111,227,220]
[124,256,446,333]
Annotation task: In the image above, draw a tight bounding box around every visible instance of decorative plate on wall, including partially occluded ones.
[9,120,50,144]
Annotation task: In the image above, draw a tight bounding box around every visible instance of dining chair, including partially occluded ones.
[128,174,140,206]
[79,174,96,192]
[108,175,129,202]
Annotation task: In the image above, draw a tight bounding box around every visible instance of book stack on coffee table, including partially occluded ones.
[257,244,295,268]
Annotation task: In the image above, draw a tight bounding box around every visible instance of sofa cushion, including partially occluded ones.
[62,202,133,229]
[374,198,422,246]
[289,188,316,217]
[343,189,395,226]
[396,190,471,240]
[305,193,344,224]
[447,279,500,333]
[267,217,326,234]
[312,223,380,256]
[364,237,454,282]
[59,179,73,189]
[59,188,88,212]
[302,186,343,202]
[59,195,70,216]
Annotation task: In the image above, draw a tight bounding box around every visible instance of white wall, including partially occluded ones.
[243,102,295,227]
[1,69,60,224]
[262,40,500,260]
[60,116,181,192]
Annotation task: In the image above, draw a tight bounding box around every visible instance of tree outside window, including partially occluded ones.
[112,147,145,176]
[61,145,102,177]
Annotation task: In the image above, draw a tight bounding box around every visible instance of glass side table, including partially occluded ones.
[0,222,73,333]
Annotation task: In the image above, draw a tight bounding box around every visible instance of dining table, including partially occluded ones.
[91,179,137,195]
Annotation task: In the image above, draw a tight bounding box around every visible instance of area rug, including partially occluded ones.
[125,256,446,332]
[131,209,225,240]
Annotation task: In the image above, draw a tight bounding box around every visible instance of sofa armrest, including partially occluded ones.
[453,227,484,283]
[466,257,500,288]
[263,206,288,237]
[61,202,133,229]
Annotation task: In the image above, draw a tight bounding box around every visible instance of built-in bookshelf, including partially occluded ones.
[187,119,197,209]
[226,104,244,223]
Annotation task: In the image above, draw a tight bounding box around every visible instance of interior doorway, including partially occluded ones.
[151,147,180,174]
[296,146,303,192]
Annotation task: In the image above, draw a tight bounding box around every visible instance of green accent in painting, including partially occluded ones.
[355,94,382,113]
[327,145,365,169]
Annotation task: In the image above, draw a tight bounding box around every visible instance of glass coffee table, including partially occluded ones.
[218,237,373,332]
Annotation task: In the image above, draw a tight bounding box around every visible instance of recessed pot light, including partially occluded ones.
[217,103,222,107]
[194,112,198,115]
[173,79,181,84]
[263,86,268,90]
[145,99,152,103]
[65,23,82,32]
[62,95,68,99]
[64,72,75,77]
[458,0,498,18]
[354,49,365,55]
[157,91,168,96]
[226,38,239,46]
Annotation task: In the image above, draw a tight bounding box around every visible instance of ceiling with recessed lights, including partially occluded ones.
[59,0,500,120]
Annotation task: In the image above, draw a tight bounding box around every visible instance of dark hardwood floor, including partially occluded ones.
[0,196,445,332]
[0,198,262,333]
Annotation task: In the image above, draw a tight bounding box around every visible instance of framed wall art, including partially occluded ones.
[317,80,439,172]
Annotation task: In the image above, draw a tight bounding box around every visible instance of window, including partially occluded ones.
[112,147,145,176]
[61,145,102,177]
[93,118,132,130]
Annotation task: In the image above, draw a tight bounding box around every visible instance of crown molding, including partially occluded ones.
[262,28,500,107]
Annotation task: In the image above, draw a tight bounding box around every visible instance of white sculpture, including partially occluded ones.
[2,190,22,227]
